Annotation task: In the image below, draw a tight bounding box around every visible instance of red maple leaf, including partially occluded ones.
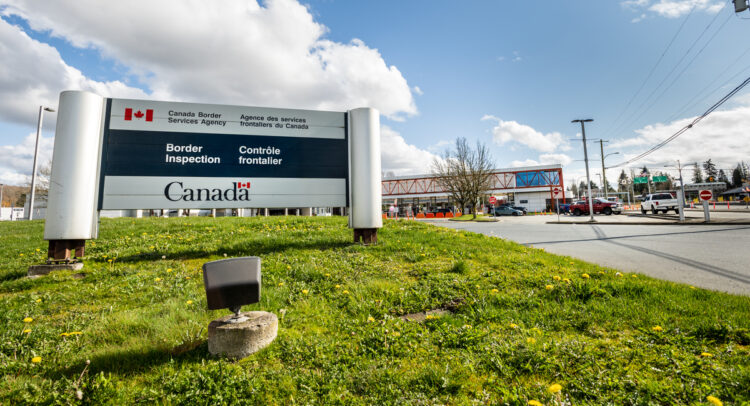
[134,110,144,119]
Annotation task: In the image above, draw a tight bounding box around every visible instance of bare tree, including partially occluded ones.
[431,137,495,219]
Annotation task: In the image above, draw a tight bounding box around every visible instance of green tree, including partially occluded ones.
[702,159,718,182]
[617,170,628,193]
[718,169,730,188]
[732,164,743,187]
[692,166,703,184]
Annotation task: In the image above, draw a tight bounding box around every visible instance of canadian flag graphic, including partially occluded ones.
[237,182,251,189]
[124,108,154,121]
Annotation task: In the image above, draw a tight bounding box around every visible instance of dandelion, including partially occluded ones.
[60,332,70,337]
[286,265,291,270]
[342,290,349,294]
[35,299,41,303]
[108,259,113,263]
[563,278,571,284]
[509,323,519,329]
[31,356,41,363]
[631,274,638,278]
[23,329,31,334]
[528,400,543,406]
[425,314,436,320]
[545,285,554,290]
[463,325,472,329]
[367,316,375,322]
[548,383,562,393]
[491,288,499,293]
[278,282,284,287]
[186,300,193,305]
[701,352,713,357]
[19,253,24,257]
[154,277,162,282]
[35,248,40,252]
[553,275,561,281]
[302,289,309,295]
[582,273,590,279]
[527,337,537,344]
[185,276,191,280]
[166,268,172,272]
[335,284,341,289]
[690,286,696,289]
[23,317,33,323]
[69,332,82,335]
[615,272,623,277]
[652,325,663,332]
[706,396,723,406]
[392,332,401,337]
[324,273,331,277]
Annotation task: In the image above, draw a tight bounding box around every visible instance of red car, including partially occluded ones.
[570,198,618,216]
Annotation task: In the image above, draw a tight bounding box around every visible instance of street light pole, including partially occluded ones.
[28,106,55,220]
[572,119,595,222]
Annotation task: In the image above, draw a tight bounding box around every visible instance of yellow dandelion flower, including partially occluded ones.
[23,317,33,323]
[631,274,638,278]
[31,356,41,363]
[335,284,341,289]
[545,285,554,290]
[527,337,537,344]
[185,276,191,280]
[553,275,561,281]
[652,325,663,332]
[19,253,24,257]
[548,383,562,393]
[531,327,542,334]
[107,259,113,263]
[701,352,713,357]
[615,272,623,277]
[528,400,543,406]
[186,300,193,305]
[278,282,284,287]
[392,332,401,337]
[690,286,696,289]
[706,396,723,406]
[509,323,519,329]
[491,288,499,293]
[563,278,571,283]
[35,248,40,252]
[324,273,331,277]
[23,329,31,334]
[425,314,436,320]
[166,268,172,272]
[581,273,590,279]
[60,332,69,337]
[35,299,41,303]
[302,289,309,295]
[154,277,162,282]
[367,316,375,322]
[342,290,349,294]
[69,332,82,335]
[463,324,472,329]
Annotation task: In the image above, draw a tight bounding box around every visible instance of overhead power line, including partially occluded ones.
[607,75,750,169]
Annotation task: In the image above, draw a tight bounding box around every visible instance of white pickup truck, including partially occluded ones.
[640,193,679,214]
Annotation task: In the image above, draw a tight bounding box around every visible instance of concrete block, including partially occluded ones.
[208,311,277,359]
[28,262,84,277]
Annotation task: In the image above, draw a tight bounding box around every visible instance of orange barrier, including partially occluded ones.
[426,213,435,218]
[436,212,444,218]
[445,212,454,218]
[382,213,387,219]
[416,213,425,218]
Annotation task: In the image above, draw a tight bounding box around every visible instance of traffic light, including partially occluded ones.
[735,0,749,12]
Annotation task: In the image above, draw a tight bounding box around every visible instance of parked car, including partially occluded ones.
[569,198,618,216]
[492,206,524,216]
[498,203,527,215]
[640,193,679,214]
[557,203,571,214]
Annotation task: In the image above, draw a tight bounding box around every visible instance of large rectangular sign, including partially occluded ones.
[98,98,348,209]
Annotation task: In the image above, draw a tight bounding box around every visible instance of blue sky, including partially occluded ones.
[1,0,749,188]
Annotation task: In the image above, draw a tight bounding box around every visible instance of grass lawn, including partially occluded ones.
[449,214,498,222]
[1,216,749,405]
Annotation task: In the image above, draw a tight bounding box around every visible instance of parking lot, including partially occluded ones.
[426,210,750,295]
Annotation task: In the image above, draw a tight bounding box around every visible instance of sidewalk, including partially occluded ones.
[548,210,750,225]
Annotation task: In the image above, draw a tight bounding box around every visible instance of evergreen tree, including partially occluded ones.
[732,164,743,187]
[702,159,718,182]
[692,166,703,183]
[617,170,628,193]
[718,169,730,188]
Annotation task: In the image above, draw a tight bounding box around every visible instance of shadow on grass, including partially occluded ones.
[109,238,353,264]
[48,341,211,379]
[0,269,27,283]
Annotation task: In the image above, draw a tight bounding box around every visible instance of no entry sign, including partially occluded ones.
[489,196,496,204]
[552,187,563,199]
[699,190,713,201]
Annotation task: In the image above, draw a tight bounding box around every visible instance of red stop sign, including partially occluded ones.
[699,190,712,201]
[489,196,496,204]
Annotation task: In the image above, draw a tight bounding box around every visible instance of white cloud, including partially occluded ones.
[0,132,54,185]
[482,115,569,153]
[413,86,423,96]
[380,126,440,176]
[0,18,148,129]
[510,153,572,168]
[608,103,750,171]
[631,13,648,23]
[0,0,417,122]
[621,0,724,18]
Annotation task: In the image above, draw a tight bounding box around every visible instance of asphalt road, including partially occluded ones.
[428,217,750,295]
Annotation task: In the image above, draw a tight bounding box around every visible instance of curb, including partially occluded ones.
[546,221,750,226]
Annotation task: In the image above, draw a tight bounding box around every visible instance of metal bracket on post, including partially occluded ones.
[47,239,85,264]
[353,228,378,244]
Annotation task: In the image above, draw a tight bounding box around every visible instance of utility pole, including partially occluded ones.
[28,106,55,220]
[572,119,595,222]
[599,140,609,198]
[676,160,686,222]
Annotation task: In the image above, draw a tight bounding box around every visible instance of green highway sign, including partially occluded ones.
[633,176,649,184]
[652,176,668,183]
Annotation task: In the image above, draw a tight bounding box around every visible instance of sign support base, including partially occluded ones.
[353,228,378,245]
[47,239,86,264]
